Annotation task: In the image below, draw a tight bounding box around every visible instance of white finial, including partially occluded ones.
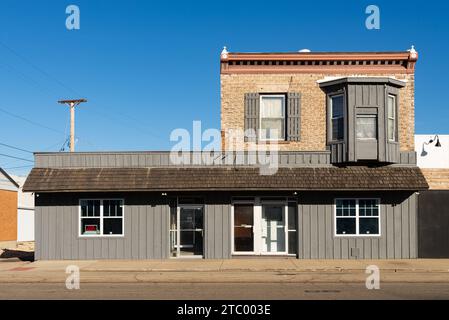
[408,45,418,59]
[221,46,229,59]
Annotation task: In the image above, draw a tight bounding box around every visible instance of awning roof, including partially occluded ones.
[23,166,428,192]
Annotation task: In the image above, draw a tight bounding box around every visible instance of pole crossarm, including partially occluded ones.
[58,98,87,152]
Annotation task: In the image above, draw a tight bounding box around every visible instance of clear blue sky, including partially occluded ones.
[0,0,448,175]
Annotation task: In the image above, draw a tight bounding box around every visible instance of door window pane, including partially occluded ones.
[356,115,377,139]
[262,205,285,253]
[179,206,204,257]
[234,204,254,252]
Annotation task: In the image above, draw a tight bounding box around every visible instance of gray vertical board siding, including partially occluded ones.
[204,195,231,259]
[35,202,42,260]
[34,151,332,168]
[35,192,171,260]
[298,192,418,259]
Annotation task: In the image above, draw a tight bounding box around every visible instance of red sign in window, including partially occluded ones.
[85,225,97,232]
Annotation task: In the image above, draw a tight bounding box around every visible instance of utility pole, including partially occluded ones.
[58,99,87,152]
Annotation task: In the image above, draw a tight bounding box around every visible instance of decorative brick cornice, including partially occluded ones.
[220,50,418,75]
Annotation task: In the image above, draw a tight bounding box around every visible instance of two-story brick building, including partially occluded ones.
[23,47,428,260]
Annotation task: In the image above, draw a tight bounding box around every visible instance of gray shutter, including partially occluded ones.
[287,92,301,141]
[244,93,259,142]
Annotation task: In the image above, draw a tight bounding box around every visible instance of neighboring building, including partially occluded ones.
[24,47,429,260]
[415,134,449,189]
[0,168,19,246]
[415,134,449,258]
[10,175,35,242]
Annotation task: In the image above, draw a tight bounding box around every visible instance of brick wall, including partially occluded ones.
[221,73,415,151]
[0,190,17,241]
[420,169,449,190]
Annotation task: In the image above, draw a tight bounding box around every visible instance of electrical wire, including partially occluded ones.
[0,142,33,154]
[0,153,33,162]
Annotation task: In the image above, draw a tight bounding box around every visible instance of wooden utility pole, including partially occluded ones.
[58,99,87,152]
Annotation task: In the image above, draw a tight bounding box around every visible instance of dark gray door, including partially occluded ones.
[418,191,449,258]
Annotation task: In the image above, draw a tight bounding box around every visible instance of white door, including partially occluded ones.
[261,204,286,253]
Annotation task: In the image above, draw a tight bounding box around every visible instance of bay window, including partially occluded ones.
[80,199,124,236]
[335,199,380,236]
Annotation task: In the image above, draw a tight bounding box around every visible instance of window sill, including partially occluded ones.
[78,235,125,239]
[334,234,381,238]
[255,140,292,145]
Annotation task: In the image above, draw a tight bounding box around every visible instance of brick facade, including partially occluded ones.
[221,72,415,152]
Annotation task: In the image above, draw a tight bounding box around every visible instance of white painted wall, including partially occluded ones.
[10,175,35,242]
[415,135,449,168]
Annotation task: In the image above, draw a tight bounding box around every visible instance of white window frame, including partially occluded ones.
[231,197,296,256]
[259,94,286,142]
[387,94,396,142]
[79,199,125,238]
[330,94,345,142]
[334,198,381,237]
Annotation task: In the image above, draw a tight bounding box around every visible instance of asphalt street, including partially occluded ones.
[1,282,449,299]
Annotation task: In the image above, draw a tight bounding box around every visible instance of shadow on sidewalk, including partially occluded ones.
[0,249,34,262]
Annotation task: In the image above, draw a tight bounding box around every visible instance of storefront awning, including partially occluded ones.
[23,166,429,192]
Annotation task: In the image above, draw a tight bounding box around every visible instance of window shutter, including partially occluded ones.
[244,93,260,142]
[287,92,301,141]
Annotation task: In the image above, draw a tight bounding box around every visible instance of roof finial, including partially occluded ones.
[221,46,229,59]
[408,45,418,59]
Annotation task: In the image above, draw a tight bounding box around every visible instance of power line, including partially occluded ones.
[3,164,34,170]
[0,106,64,134]
[0,153,33,162]
[1,41,164,143]
[0,142,33,154]
[0,41,82,97]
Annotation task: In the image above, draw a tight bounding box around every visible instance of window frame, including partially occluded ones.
[387,94,397,142]
[258,94,286,142]
[334,198,381,237]
[79,198,125,238]
[329,93,345,142]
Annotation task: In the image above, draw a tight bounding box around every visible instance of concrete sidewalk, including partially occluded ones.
[28,258,449,273]
[1,258,449,284]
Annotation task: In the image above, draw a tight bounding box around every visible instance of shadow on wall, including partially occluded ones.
[0,248,34,262]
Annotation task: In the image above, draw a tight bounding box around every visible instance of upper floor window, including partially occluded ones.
[80,199,124,237]
[356,114,377,140]
[387,95,396,141]
[330,95,344,141]
[259,95,285,141]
